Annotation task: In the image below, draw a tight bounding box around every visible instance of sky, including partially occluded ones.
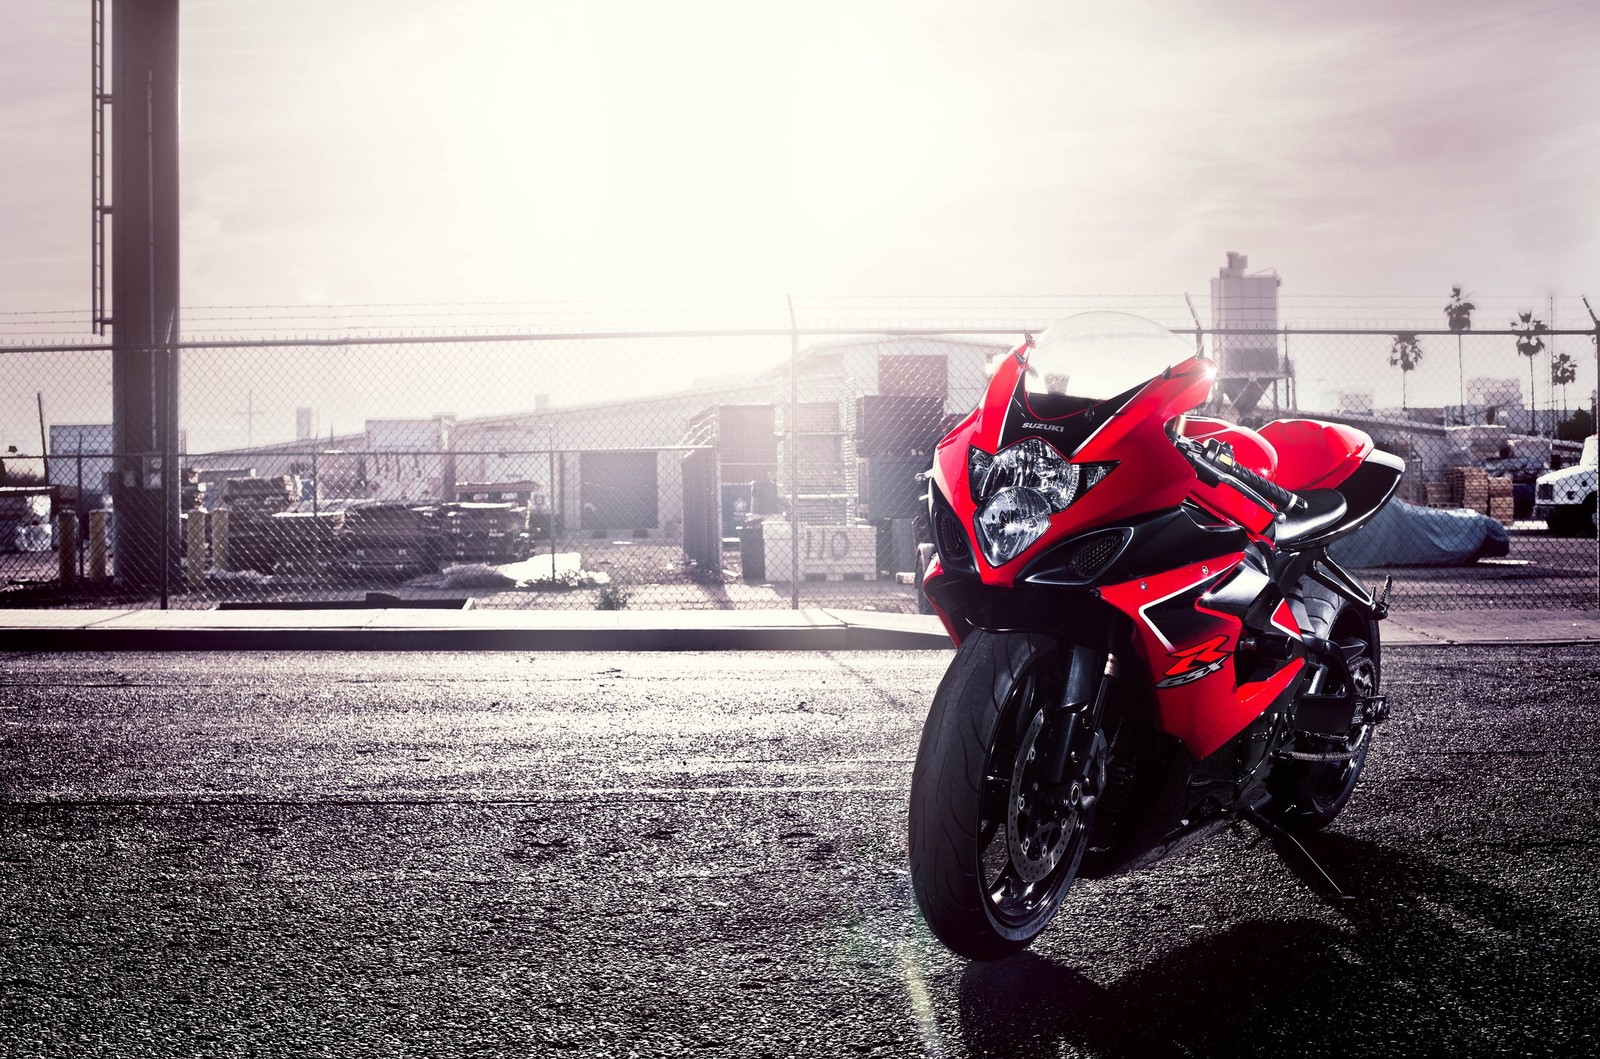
[2,0,1599,448]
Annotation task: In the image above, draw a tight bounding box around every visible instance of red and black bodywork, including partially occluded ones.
[920,334,1404,858]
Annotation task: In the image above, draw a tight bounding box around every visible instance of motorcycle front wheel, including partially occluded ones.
[908,630,1104,960]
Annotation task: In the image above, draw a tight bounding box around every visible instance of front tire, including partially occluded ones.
[908,631,1104,960]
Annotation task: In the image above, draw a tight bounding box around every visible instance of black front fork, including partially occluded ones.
[1042,648,1119,791]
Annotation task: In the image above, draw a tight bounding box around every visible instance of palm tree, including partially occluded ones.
[1512,310,1549,434]
[1445,286,1475,421]
[1390,333,1422,412]
[1551,351,1577,426]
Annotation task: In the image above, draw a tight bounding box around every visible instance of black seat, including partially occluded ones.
[1275,489,1348,551]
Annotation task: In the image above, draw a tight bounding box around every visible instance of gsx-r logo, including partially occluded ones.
[1155,635,1232,688]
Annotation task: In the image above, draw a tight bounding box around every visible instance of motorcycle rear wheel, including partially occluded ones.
[909,631,1102,960]
[1270,607,1379,833]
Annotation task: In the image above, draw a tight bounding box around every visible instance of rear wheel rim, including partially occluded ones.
[1306,656,1376,808]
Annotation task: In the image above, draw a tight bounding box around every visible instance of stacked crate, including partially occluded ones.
[1446,466,1489,512]
[1487,476,1515,523]
[270,507,345,574]
[1444,466,1515,522]
[221,476,299,572]
[438,502,530,564]
[338,503,433,579]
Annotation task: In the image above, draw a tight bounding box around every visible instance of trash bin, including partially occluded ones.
[739,519,765,582]
[751,479,782,515]
[877,517,917,579]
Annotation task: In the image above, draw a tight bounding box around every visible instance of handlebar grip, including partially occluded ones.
[1228,461,1305,513]
[1183,437,1306,514]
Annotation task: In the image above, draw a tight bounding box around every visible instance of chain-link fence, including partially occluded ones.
[2,305,1596,612]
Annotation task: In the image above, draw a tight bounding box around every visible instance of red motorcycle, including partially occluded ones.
[910,312,1404,959]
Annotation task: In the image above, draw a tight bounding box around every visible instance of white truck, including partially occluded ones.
[1534,434,1598,536]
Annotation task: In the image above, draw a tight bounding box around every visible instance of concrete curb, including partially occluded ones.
[0,608,956,652]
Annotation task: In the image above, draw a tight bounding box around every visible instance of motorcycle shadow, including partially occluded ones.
[956,832,1598,1059]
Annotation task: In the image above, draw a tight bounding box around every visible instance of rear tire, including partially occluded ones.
[908,631,1103,960]
[1270,603,1379,833]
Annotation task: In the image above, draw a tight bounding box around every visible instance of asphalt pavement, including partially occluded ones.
[1,647,1597,1057]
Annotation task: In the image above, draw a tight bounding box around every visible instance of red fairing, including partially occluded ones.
[1097,558,1303,760]
[1270,598,1300,638]
[928,351,1215,587]
[1258,419,1374,491]
[921,556,970,648]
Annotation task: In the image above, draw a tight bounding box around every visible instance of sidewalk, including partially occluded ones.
[2,606,1597,652]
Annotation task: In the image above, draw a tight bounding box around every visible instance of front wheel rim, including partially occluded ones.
[977,655,1101,931]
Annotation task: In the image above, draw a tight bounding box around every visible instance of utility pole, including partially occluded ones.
[108,0,181,590]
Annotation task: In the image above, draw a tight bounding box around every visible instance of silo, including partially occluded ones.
[1209,252,1284,415]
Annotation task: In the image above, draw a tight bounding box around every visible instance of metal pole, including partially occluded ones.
[37,393,49,487]
[110,0,180,590]
[76,438,84,578]
[1549,295,1556,439]
[160,340,170,609]
[1285,328,1297,411]
[91,0,106,335]
[787,295,800,610]
[148,70,166,605]
[548,431,557,575]
[1586,296,1599,610]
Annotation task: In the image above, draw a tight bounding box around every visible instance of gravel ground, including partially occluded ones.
[1,647,1597,1058]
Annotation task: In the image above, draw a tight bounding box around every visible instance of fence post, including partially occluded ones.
[185,510,205,590]
[89,510,108,582]
[213,507,230,571]
[159,344,174,610]
[787,295,800,610]
[1585,298,1600,610]
[548,437,557,578]
[75,448,84,579]
[58,513,77,588]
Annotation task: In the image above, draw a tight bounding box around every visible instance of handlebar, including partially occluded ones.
[1178,436,1307,515]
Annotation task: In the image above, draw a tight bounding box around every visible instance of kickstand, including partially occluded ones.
[1235,805,1357,905]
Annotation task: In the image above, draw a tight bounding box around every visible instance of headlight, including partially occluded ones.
[968,439,1115,565]
[974,487,1054,566]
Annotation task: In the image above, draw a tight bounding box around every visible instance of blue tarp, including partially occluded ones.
[1328,499,1509,567]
